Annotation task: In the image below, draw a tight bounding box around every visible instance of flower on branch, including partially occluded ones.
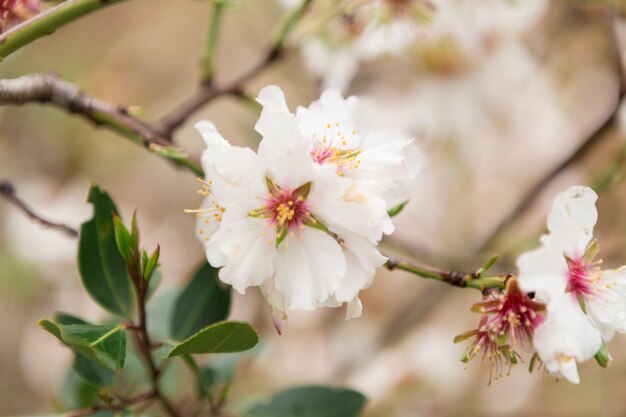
[455,278,545,384]
[190,85,421,331]
[1,0,42,32]
[516,186,626,384]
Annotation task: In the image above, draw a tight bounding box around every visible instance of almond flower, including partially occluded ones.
[516,186,626,383]
[455,279,545,384]
[191,86,420,329]
[1,0,42,32]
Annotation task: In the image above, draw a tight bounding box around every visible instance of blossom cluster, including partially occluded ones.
[279,0,548,91]
[458,186,626,384]
[192,86,420,331]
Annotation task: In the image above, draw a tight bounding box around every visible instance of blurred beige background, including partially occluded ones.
[2,0,626,416]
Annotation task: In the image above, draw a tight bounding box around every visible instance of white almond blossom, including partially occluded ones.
[516,186,626,383]
[191,86,420,328]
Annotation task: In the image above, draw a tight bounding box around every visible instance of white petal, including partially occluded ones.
[196,121,266,216]
[516,242,568,308]
[587,267,626,340]
[255,87,315,188]
[194,197,222,242]
[295,88,359,142]
[533,295,602,384]
[256,85,290,114]
[345,297,363,320]
[273,227,346,310]
[308,169,393,242]
[205,217,275,294]
[348,130,422,206]
[334,234,386,303]
[260,279,288,334]
[546,186,598,258]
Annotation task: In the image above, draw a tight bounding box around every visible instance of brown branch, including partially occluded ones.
[66,390,157,417]
[128,250,182,417]
[477,103,621,253]
[0,179,78,238]
[154,47,282,137]
[0,72,170,148]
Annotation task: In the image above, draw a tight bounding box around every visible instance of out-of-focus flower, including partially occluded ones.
[288,0,435,91]
[1,0,42,32]
[517,186,626,383]
[190,86,420,329]
[455,279,545,384]
[285,0,547,91]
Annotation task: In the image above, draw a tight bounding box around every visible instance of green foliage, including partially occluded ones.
[166,321,258,358]
[170,262,231,341]
[595,341,612,368]
[62,368,100,409]
[387,201,409,217]
[73,353,114,388]
[242,386,367,417]
[78,185,133,317]
[39,319,126,371]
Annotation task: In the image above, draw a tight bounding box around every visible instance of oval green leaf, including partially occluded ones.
[39,319,126,371]
[242,386,367,417]
[170,262,231,341]
[166,321,258,358]
[78,184,133,316]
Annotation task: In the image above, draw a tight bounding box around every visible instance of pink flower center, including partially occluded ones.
[310,123,361,175]
[475,279,545,349]
[567,258,594,297]
[264,189,310,235]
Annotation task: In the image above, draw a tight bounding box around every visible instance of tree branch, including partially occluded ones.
[0,0,128,59]
[0,179,78,238]
[384,257,508,292]
[153,0,313,137]
[66,390,157,417]
[0,72,203,176]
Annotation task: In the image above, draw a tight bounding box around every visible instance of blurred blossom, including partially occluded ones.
[191,86,420,330]
[285,0,547,91]
[0,0,42,32]
[517,186,626,384]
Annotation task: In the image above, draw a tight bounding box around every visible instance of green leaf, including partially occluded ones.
[170,262,231,341]
[475,255,499,277]
[62,368,100,409]
[242,386,367,417]
[144,245,160,281]
[39,319,126,371]
[55,312,88,325]
[166,321,258,358]
[595,341,612,368]
[73,353,113,388]
[113,215,133,264]
[582,239,600,265]
[131,211,140,255]
[78,185,133,316]
[387,201,408,217]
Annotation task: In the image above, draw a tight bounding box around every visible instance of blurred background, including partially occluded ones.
[1,0,626,416]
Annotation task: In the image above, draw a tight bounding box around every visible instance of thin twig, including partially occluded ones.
[0,179,78,238]
[384,257,508,292]
[0,72,203,175]
[154,47,281,138]
[128,251,182,417]
[154,0,313,137]
[0,0,128,59]
[66,390,156,417]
